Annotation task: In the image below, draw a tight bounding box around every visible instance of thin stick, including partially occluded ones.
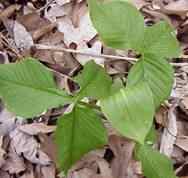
[34,44,138,62]
[34,44,188,67]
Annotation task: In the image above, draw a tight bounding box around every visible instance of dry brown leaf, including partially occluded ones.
[126,160,142,178]
[39,133,58,166]
[160,105,177,157]
[9,128,51,165]
[55,0,71,6]
[155,106,168,127]
[70,168,98,178]
[18,13,50,33]
[155,0,188,17]
[0,4,21,20]
[97,159,113,178]
[76,41,104,65]
[0,170,10,178]
[18,123,56,135]
[2,143,25,174]
[130,0,149,9]
[20,162,35,178]
[0,51,9,64]
[179,96,188,115]
[0,108,16,136]
[171,146,185,163]
[13,21,33,50]
[0,136,5,168]
[41,164,56,178]
[45,3,72,22]
[109,135,135,178]
[58,11,97,47]
[176,137,188,152]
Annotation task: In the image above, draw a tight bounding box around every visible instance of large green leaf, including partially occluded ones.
[127,54,174,108]
[74,60,112,101]
[100,82,154,144]
[139,22,180,58]
[88,0,144,50]
[0,59,71,117]
[55,104,107,173]
[136,144,177,178]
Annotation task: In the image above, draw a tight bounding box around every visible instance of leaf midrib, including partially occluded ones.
[75,66,99,101]
[0,77,67,98]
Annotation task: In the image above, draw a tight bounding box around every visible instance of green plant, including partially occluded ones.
[0,0,180,177]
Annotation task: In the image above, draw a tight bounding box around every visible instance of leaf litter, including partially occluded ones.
[0,0,188,177]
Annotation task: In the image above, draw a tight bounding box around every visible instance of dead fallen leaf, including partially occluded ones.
[0,170,10,178]
[13,21,33,50]
[176,137,188,152]
[18,123,56,135]
[172,146,185,163]
[58,11,97,47]
[9,128,51,165]
[45,3,72,22]
[41,164,56,178]
[155,106,168,127]
[39,133,58,166]
[20,162,35,178]
[130,0,149,9]
[0,136,5,167]
[55,0,71,6]
[97,159,113,178]
[160,105,177,157]
[0,51,9,64]
[0,108,16,136]
[155,0,188,17]
[2,143,25,174]
[179,96,188,115]
[109,135,135,178]
[76,41,105,65]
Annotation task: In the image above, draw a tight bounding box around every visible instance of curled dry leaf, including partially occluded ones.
[45,3,72,22]
[9,128,51,165]
[155,0,188,17]
[2,144,25,174]
[160,105,177,157]
[18,123,56,135]
[58,12,97,47]
[13,21,33,50]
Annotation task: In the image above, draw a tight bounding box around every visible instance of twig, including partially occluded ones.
[34,44,188,66]
[170,62,188,67]
[34,44,138,62]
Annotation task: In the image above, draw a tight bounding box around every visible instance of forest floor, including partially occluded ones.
[0,0,188,178]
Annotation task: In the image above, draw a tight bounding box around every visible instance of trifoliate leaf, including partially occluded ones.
[101,82,154,144]
[139,21,181,58]
[0,59,71,117]
[74,60,112,100]
[127,54,174,108]
[136,144,177,178]
[55,104,107,173]
[88,0,144,50]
